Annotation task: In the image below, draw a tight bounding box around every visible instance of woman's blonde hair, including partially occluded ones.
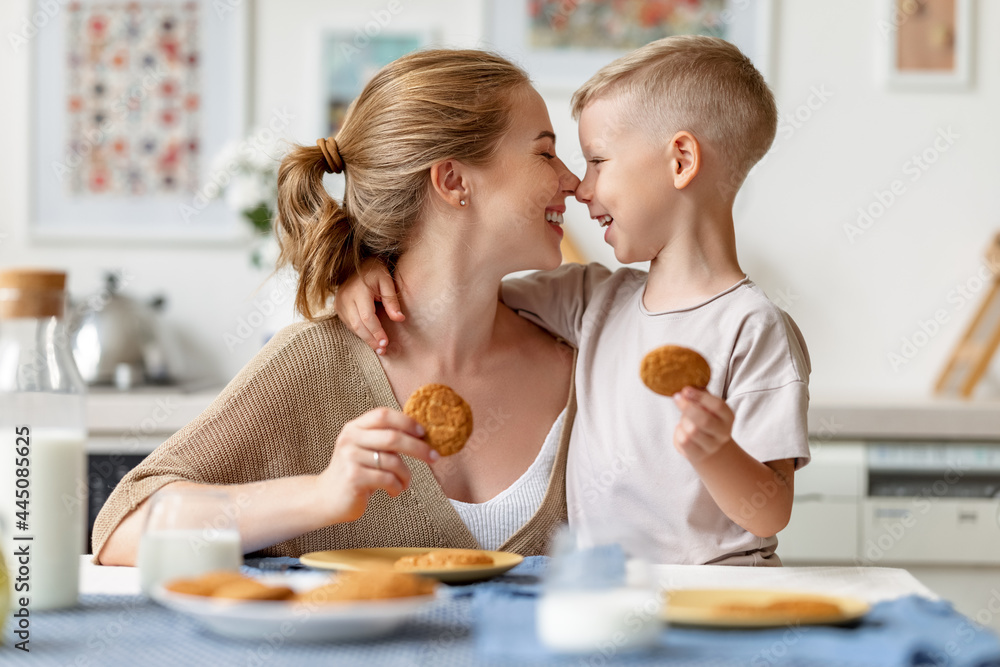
[272,49,530,322]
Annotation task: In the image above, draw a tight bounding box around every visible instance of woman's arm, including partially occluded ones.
[96,474,330,565]
[96,407,437,566]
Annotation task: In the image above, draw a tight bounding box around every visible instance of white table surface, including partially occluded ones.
[80,555,940,603]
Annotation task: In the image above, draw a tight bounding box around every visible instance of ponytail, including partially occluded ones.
[273,144,357,322]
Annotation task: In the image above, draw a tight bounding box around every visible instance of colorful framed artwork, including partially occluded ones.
[30,0,249,242]
[319,32,428,138]
[484,0,775,92]
[303,29,433,140]
[880,0,975,90]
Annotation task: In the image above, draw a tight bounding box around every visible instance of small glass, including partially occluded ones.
[136,489,243,595]
[536,526,664,654]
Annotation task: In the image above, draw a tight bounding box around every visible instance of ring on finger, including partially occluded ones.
[373,450,381,470]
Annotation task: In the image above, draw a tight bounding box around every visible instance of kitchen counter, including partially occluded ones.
[808,398,1000,441]
[85,383,224,434]
[84,387,1000,448]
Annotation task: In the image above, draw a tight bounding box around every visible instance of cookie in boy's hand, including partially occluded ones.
[403,383,473,456]
[640,345,711,396]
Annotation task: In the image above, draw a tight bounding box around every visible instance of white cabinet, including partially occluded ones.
[862,498,1000,566]
[778,441,866,563]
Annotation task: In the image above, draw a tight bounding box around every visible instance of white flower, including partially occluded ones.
[225,174,266,212]
[209,131,284,233]
[249,138,285,173]
[210,140,242,174]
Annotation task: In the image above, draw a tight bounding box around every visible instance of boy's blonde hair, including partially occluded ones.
[571,35,777,192]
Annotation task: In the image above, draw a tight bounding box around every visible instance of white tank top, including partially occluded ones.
[448,407,567,551]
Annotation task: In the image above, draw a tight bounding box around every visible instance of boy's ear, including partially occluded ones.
[666,131,700,189]
[429,159,470,210]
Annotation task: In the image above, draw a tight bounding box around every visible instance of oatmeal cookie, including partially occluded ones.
[403,383,474,456]
[640,345,711,396]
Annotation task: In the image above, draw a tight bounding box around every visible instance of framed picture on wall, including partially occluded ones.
[317,32,430,138]
[483,0,775,92]
[879,0,975,91]
[30,0,250,242]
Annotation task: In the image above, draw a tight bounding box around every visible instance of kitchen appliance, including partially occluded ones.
[68,271,173,389]
[780,439,1000,632]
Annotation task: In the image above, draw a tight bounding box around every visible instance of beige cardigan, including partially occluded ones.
[91,316,576,563]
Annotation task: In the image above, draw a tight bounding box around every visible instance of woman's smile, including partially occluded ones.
[546,207,565,238]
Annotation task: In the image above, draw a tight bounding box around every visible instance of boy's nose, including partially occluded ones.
[575,176,593,204]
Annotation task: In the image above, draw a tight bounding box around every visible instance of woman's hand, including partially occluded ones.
[317,407,439,524]
[334,258,404,354]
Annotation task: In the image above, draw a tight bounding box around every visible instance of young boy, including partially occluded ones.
[338,35,810,565]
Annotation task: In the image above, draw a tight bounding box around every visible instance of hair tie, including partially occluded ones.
[316,137,345,174]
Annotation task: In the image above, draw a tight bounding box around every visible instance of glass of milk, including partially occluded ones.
[137,488,243,595]
[536,527,664,654]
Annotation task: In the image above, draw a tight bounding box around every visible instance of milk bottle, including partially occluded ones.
[0,269,87,611]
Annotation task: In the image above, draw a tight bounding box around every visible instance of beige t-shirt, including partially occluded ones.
[502,263,811,565]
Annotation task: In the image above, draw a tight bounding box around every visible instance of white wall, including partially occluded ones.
[2,0,998,400]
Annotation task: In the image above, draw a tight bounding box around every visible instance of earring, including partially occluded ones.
[460,199,467,206]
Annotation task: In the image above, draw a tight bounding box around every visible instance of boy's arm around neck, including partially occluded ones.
[500,262,613,346]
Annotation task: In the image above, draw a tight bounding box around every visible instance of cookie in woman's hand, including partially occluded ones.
[403,384,473,456]
[640,345,711,396]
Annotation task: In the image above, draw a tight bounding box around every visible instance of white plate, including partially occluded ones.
[150,572,439,642]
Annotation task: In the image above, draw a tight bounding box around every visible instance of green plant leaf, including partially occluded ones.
[243,204,273,236]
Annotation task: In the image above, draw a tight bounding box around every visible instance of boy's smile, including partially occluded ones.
[575,97,674,264]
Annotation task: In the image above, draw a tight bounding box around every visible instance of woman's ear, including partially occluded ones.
[429,159,470,209]
[667,131,700,189]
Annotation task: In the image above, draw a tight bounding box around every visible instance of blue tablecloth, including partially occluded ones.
[3,557,999,666]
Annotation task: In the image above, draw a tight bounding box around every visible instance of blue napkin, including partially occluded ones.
[242,556,305,573]
[474,591,1000,667]
[446,555,549,599]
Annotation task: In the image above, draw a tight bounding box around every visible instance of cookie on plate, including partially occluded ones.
[394,549,494,570]
[640,345,711,396]
[164,570,249,597]
[403,383,473,456]
[210,578,295,601]
[295,571,436,604]
[716,598,842,618]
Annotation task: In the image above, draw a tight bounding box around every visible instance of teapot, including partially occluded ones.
[67,271,173,388]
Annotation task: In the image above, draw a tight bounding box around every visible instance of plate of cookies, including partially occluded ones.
[151,569,439,641]
[662,589,870,628]
[300,547,524,583]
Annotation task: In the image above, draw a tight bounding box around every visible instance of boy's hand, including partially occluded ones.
[333,258,405,354]
[672,386,735,464]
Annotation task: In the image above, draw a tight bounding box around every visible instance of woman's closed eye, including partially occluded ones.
[538,151,556,159]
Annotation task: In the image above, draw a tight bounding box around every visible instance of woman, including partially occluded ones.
[93,49,581,565]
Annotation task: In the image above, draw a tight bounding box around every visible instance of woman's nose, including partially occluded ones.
[554,157,581,196]
[575,172,593,204]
